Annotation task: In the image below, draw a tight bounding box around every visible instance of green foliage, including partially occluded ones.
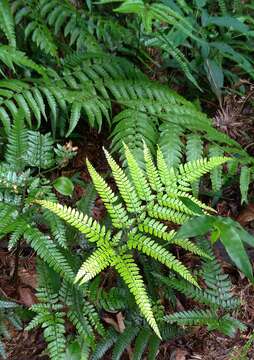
[0,0,252,203]
[156,239,244,337]
[0,0,16,47]
[26,262,104,360]
[0,1,252,359]
[37,143,229,337]
[0,299,21,359]
[178,215,254,281]
[103,0,254,95]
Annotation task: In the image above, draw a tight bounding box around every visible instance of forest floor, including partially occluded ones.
[2,127,254,360]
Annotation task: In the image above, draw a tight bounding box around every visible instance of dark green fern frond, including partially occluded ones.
[25,131,54,169]
[0,46,46,76]
[0,0,16,47]
[164,309,246,336]
[111,109,157,164]
[24,225,75,283]
[25,20,58,57]
[91,328,118,360]
[158,123,183,168]
[26,263,66,359]
[112,326,139,360]
[5,110,28,170]
[43,209,67,249]
[132,328,151,360]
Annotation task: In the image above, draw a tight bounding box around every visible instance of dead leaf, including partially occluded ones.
[18,269,37,289]
[18,287,36,306]
[170,348,189,360]
[116,312,125,333]
[237,204,254,226]
[102,315,119,331]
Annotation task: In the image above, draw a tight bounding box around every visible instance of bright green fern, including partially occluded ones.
[36,142,229,338]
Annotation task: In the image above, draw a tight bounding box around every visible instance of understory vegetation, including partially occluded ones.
[0,0,254,359]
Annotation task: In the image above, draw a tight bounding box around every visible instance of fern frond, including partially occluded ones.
[103,149,142,213]
[158,123,183,168]
[137,217,175,241]
[168,238,211,259]
[128,233,199,286]
[25,20,58,57]
[35,200,110,244]
[113,253,161,339]
[132,328,150,360]
[77,183,97,217]
[186,134,203,196]
[147,203,189,224]
[164,309,245,336]
[208,146,224,193]
[111,110,157,164]
[25,131,54,169]
[24,225,75,283]
[123,143,153,201]
[0,46,46,76]
[75,246,113,285]
[91,328,118,360]
[86,159,130,228]
[143,142,163,192]
[0,0,16,47]
[112,326,139,360]
[178,156,229,185]
[43,210,67,249]
[5,110,27,170]
[165,308,215,326]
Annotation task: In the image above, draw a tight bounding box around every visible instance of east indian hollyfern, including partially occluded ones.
[36,143,228,338]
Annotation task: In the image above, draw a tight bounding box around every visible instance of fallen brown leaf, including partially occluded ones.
[18,268,37,289]
[237,203,254,226]
[170,348,189,360]
[18,286,36,306]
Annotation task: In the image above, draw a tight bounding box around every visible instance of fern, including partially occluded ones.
[0,0,16,47]
[0,299,21,359]
[24,225,75,283]
[165,310,245,337]
[25,131,54,169]
[37,143,228,337]
[112,326,139,360]
[26,264,66,360]
[91,328,118,360]
[5,110,27,170]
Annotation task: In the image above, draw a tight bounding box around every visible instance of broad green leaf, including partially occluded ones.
[53,176,74,196]
[240,166,250,204]
[176,215,216,239]
[218,217,254,248]
[114,0,144,13]
[204,59,224,99]
[216,219,253,281]
[203,16,249,33]
[179,197,204,215]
